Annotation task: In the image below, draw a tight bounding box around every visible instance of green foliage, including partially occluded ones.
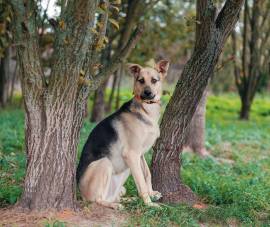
[1,93,270,226]
[130,1,195,65]
[0,108,25,206]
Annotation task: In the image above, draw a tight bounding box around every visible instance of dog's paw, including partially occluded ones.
[149,191,162,201]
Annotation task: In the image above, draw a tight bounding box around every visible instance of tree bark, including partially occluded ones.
[151,0,244,204]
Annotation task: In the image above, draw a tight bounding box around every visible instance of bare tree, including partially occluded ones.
[151,0,244,204]
[11,0,143,210]
[233,0,270,120]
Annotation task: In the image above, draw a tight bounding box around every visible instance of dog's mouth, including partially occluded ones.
[140,94,156,101]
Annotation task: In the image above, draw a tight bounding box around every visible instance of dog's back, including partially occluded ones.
[76,100,134,183]
[76,114,117,183]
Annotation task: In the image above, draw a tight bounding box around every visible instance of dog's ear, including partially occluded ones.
[127,64,142,78]
[156,60,170,77]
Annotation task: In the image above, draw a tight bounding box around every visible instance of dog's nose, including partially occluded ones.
[144,89,152,97]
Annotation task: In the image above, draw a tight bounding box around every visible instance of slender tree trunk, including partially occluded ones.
[91,80,108,122]
[115,64,124,109]
[151,0,244,204]
[0,48,11,107]
[239,95,251,120]
[184,89,208,156]
[91,42,111,122]
[106,0,142,112]
[8,60,17,104]
[106,73,117,112]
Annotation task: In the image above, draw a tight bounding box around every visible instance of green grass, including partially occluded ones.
[0,93,270,226]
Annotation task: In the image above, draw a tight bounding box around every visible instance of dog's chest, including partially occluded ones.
[141,124,160,152]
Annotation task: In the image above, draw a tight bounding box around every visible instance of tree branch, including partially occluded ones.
[90,23,144,90]
[195,0,217,51]
[10,0,45,89]
[215,0,245,40]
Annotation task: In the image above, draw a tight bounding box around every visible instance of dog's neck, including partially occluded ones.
[132,96,161,123]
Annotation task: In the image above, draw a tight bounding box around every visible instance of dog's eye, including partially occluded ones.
[151,78,158,84]
[138,79,145,84]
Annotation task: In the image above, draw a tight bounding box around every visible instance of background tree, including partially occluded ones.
[184,89,209,156]
[151,0,244,203]
[232,0,270,120]
[0,2,15,107]
[10,0,143,211]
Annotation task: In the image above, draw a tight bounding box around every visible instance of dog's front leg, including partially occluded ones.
[141,156,162,200]
[123,151,157,206]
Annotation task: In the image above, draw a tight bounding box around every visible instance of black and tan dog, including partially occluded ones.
[77,60,170,209]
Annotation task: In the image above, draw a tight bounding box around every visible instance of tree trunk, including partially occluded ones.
[18,98,83,210]
[11,0,143,211]
[106,0,143,112]
[184,89,208,156]
[151,0,244,204]
[91,81,108,122]
[106,73,118,112]
[239,95,251,120]
[115,64,124,109]
[233,0,269,120]
[0,48,11,107]
[91,41,111,122]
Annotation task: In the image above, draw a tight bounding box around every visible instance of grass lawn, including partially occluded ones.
[0,93,270,226]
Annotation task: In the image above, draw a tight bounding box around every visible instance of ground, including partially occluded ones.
[0,93,270,226]
[0,204,127,226]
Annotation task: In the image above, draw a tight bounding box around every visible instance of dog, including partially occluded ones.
[76,60,170,209]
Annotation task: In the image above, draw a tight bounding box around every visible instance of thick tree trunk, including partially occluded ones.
[11,0,143,211]
[184,89,208,156]
[12,0,98,211]
[19,100,83,210]
[151,0,244,204]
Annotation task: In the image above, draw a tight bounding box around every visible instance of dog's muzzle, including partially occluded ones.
[141,89,155,100]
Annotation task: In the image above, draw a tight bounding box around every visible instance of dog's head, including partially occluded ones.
[128,60,170,102]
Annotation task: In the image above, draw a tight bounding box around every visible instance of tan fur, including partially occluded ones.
[79,60,169,209]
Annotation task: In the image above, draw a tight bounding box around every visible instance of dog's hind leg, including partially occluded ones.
[79,158,122,209]
[106,169,130,202]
